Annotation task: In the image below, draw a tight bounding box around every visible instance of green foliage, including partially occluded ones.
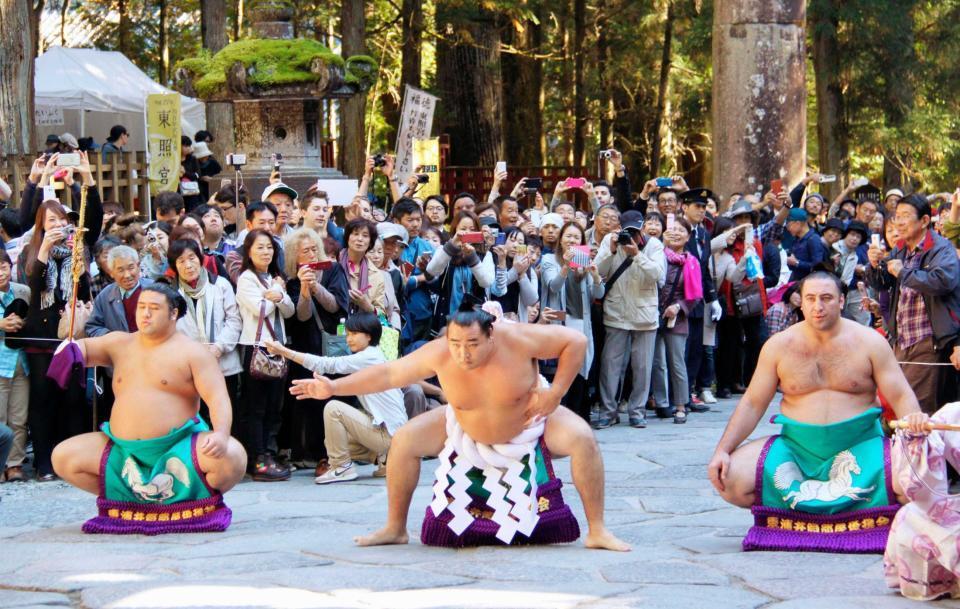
[177,38,347,97]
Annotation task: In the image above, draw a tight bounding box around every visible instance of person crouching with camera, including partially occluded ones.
[593,210,666,429]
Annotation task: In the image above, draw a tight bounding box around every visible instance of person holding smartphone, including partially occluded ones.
[541,222,604,422]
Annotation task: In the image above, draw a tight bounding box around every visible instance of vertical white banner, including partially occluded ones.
[394,85,439,185]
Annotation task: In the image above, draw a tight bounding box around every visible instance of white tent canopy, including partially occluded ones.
[34,46,205,146]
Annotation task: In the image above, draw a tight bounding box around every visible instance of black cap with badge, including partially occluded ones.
[680,188,715,207]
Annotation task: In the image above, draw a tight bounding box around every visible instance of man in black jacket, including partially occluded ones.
[681,189,722,410]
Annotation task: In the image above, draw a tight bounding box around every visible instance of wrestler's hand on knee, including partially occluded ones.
[200,430,230,458]
[707,450,730,493]
[902,412,931,436]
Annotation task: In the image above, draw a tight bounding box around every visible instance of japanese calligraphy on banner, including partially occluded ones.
[145,93,181,193]
[35,105,64,126]
[394,85,439,184]
[412,138,440,198]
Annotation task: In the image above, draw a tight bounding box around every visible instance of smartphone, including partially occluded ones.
[656,177,673,188]
[495,161,507,174]
[416,174,429,184]
[565,177,586,190]
[871,234,882,248]
[552,310,567,321]
[495,232,508,246]
[666,213,676,231]
[515,244,528,256]
[853,177,869,188]
[857,281,869,299]
[304,260,332,272]
[525,177,542,192]
[272,152,283,169]
[818,174,837,183]
[770,179,783,194]
[400,261,416,276]
[461,232,484,244]
[57,153,80,167]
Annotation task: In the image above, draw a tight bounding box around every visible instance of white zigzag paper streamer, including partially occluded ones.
[429,441,456,518]
[446,454,475,535]
[481,466,519,543]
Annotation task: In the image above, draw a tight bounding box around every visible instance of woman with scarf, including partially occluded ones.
[541,221,604,422]
[280,228,349,473]
[426,211,496,332]
[236,229,295,481]
[18,154,104,480]
[489,226,539,321]
[653,217,702,424]
[168,239,242,424]
[338,219,386,316]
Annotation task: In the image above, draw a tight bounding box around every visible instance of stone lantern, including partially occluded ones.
[176,0,376,196]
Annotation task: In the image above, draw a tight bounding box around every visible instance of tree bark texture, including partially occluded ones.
[201,0,229,53]
[650,0,675,179]
[711,0,806,200]
[158,0,169,85]
[572,0,586,166]
[338,0,367,178]
[596,0,612,151]
[118,0,130,56]
[502,10,544,166]
[810,0,846,202]
[201,0,232,161]
[0,0,36,154]
[435,5,504,166]
[382,0,423,146]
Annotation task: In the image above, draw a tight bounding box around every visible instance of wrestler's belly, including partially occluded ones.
[452,406,529,445]
[108,387,199,440]
[779,389,879,425]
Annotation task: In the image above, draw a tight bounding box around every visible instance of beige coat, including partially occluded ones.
[593,232,666,331]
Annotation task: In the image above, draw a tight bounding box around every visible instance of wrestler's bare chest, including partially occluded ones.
[435,352,539,414]
[111,339,196,400]
[776,336,876,396]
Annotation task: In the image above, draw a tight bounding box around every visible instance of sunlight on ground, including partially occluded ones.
[65,573,153,583]
[107,585,592,609]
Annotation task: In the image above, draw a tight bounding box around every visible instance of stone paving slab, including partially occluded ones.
[3,396,960,608]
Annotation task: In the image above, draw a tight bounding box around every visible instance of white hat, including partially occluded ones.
[192,141,212,159]
[884,188,904,200]
[261,182,298,202]
[539,213,565,229]
[377,222,409,246]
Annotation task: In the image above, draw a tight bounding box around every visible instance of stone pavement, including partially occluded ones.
[1,397,956,609]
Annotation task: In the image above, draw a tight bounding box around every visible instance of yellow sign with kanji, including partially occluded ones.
[145,94,181,193]
[412,138,440,199]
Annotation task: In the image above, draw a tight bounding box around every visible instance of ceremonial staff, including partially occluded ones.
[66,184,88,342]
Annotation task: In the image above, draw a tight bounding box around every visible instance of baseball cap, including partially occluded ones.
[377,222,409,246]
[884,188,905,201]
[787,208,808,223]
[620,210,644,232]
[261,182,298,202]
[59,133,79,150]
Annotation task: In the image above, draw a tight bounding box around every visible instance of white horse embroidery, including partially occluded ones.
[774,450,876,509]
[121,457,192,502]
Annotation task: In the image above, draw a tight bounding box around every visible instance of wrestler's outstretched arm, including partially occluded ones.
[291,338,444,401]
[868,329,920,419]
[74,331,127,368]
[708,334,782,493]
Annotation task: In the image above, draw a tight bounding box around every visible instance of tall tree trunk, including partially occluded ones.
[338,0,367,178]
[558,0,572,164]
[572,0,586,167]
[118,0,130,56]
[158,0,169,85]
[233,0,244,41]
[0,0,36,154]
[810,0,847,201]
[597,0,613,152]
[30,0,44,58]
[502,5,544,166]
[650,0,675,179]
[60,0,68,46]
[383,0,423,147]
[201,0,232,162]
[880,0,917,192]
[435,4,504,166]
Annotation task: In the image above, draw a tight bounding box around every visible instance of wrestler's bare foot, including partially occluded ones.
[353,526,409,547]
[585,528,631,552]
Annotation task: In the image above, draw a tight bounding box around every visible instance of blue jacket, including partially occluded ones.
[400,236,436,322]
[788,228,825,281]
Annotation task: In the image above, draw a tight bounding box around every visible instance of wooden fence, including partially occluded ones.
[0,151,151,213]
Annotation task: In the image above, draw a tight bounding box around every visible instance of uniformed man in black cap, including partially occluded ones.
[680,188,722,408]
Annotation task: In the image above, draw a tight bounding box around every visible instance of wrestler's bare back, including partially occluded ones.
[429,329,541,446]
[84,331,205,440]
[768,318,884,424]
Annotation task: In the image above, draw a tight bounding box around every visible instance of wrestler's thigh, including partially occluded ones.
[394,405,448,458]
[51,432,108,476]
[725,437,769,494]
[543,406,593,459]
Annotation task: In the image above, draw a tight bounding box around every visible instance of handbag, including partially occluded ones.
[249,300,288,380]
[378,312,400,360]
[732,280,764,319]
[307,291,351,357]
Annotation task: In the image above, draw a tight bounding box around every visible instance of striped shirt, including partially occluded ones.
[895,248,934,350]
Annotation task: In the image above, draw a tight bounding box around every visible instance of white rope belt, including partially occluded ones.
[430,399,546,544]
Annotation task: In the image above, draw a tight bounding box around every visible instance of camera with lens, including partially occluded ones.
[63,225,77,238]
[372,153,387,168]
[416,174,429,184]
[616,230,634,246]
